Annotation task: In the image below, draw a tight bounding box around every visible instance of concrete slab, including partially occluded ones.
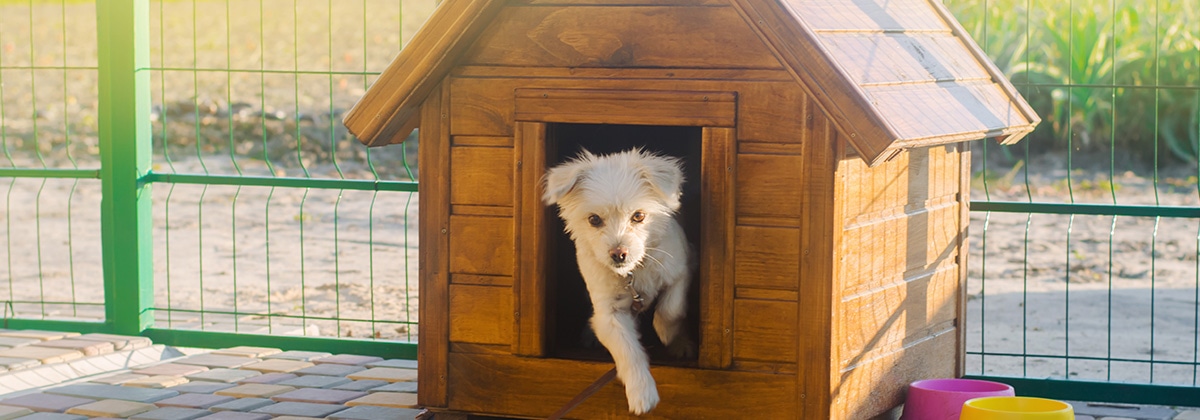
[0,330,79,341]
[0,347,82,364]
[129,407,213,420]
[271,388,366,405]
[88,373,148,385]
[264,351,332,362]
[327,405,424,420]
[132,363,208,377]
[236,372,296,385]
[45,383,179,403]
[251,401,348,418]
[65,399,157,418]
[122,375,189,389]
[0,357,40,371]
[345,392,418,409]
[0,405,33,420]
[330,380,388,392]
[175,354,260,369]
[364,359,417,370]
[313,355,382,366]
[73,333,153,351]
[211,347,281,358]
[0,393,93,412]
[185,368,261,384]
[241,359,314,374]
[152,392,234,409]
[32,339,114,356]
[208,397,274,413]
[367,381,416,394]
[12,413,87,420]
[165,381,236,394]
[214,384,295,399]
[293,363,365,377]
[0,337,40,349]
[200,411,273,420]
[275,375,351,389]
[347,367,417,383]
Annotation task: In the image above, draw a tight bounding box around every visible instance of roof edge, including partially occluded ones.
[343,0,506,147]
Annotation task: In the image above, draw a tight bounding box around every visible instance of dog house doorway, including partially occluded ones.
[543,123,703,365]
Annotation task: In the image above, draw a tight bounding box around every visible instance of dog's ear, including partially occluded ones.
[639,152,684,211]
[542,152,593,205]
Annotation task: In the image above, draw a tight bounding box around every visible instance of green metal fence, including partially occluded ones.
[951,0,1200,406]
[0,0,433,357]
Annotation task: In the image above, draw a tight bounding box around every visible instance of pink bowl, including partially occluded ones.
[899,379,1015,420]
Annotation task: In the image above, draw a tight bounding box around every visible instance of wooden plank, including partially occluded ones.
[736,82,807,143]
[839,205,961,295]
[735,216,801,228]
[699,127,736,370]
[343,0,506,147]
[838,267,959,365]
[796,111,838,420]
[514,121,550,357]
[789,0,948,32]
[955,142,971,377]
[735,153,802,219]
[520,0,725,5]
[450,274,514,287]
[448,215,514,276]
[452,66,794,81]
[449,77,515,137]
[734,225,800,291]
[446,353,796,418]
[461,6,783,69]
[452,135,513,147]
[449,284,514,346]
[733,299,798,364]
[734,287,798,302]
[817,33,991,86]
[837,330,957,419]
[732,360,798,375]
[514,88,737,127]
[450,145,514,207]
[449,343,512,355]
[863,80,1035,143]
[737,141,804,156]
[417,80,451,409]
[449,205,514,217]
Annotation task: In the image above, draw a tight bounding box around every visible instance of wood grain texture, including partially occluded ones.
[344,0,505,147]
[450,146,514,207]
[791,0,947,32]
[735,153,803,219]
[737,82,808,143]
[836,331,958,419]
[733,299,799,364]
[462,6,783,69]
[417,80,451,409]
[863,81,1037,143]
[514,121,550,357]
[955,143,971,377]
[699,127,736,370]
[838,267,959,366]
[448,215,514,276]
[734,225,800,291]
[818,33,991,86]
[449,284,515,346]
[519,0,725,5]
[514,88,737,127]
[446,353,796,418]
[797,111,838,420]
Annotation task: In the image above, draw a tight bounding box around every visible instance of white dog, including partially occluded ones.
[542,148,695,415]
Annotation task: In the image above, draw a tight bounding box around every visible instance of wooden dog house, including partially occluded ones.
[345,0,1039,418]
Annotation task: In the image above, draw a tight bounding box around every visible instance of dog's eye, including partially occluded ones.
[587,214,603,227]
[631,211,646,224]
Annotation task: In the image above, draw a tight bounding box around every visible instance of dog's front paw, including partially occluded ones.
[624,373,659,415]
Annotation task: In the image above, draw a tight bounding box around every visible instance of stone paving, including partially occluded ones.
[2,328,1198,419]
[0,330,422,419]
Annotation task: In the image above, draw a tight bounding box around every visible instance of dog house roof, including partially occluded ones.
[344,0,1039,166]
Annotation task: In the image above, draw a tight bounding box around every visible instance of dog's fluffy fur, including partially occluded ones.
[543,148,695,415]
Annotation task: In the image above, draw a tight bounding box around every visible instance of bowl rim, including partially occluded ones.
[962,396,1074,414]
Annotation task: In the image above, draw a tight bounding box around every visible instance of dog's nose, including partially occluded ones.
[609,247,628,264]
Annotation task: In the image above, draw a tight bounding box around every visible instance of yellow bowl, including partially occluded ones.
[960,396,1074,420]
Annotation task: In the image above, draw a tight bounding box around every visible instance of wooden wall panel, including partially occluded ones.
[450,77,516,136]
[737,83,808,143]
[732,299,798,364]
[448,215,514,276]
[839,204,961,295]
[733,225,799,290]
[449,284,514,346]
[838,267,959,366]
[450,145,514,207]
[834,332,957,419]
[462,6,783,69]
[735,153,802,219]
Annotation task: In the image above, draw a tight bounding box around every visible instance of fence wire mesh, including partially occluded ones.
[951,0,1200,387]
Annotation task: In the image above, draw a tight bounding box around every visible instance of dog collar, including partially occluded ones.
[624,276,645,312]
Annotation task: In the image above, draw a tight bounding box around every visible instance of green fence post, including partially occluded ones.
[98,0,153,335]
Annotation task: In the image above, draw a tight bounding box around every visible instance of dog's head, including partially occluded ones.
[543,148,684,277]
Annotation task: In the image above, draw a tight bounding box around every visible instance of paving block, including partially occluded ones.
[1069,401,1177,420]
[74,334,153,351]
[166,381,236,394]
[271,388,367,405]
[186,368,261,383]
[263,351,332,362]
[214,383,295,399]
[312,354,383,366]
[241,359,314,374]
[152,392,233,409]
[200,412,273,420]
[208,398,274,413]
[175,353,261,369]
[251,401,348,418]
[211,346,281,358]
[89,373,149,385]
[65,399,157,418]
[365,359,417,370]
[32,339,115,356]
[275,375,352,389]
[0,330,80,341]
[1176,410,1200,420]
[0,356,40,371]
[46,383,180,403]
[271,417,323,420]
[12,413,87,420]
[368,381,417,393]
[0,405,34,420]
[123,375,189,389]
[293,363,365,377]
[0,337,40,349]
[328,405,425,420]
[0,346,83,364]
[129,407,212,420]
[347,367,418,383]
[0,393,94,412]
[236,372,296,384]
[345,392,418,408]
[331,380,388,392]
[132,363,209,377]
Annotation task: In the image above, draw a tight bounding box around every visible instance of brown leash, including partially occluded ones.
[546,367,618,420]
